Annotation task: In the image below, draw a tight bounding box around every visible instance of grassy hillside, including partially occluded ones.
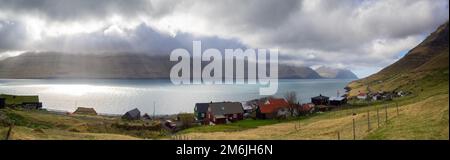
[0,109,165,140]
[180,78,448,140]
[347,21,448,97]
[174,67,447,140]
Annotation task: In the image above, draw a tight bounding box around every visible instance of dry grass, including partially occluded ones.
[0,108,165,140]
[366,94,449,140]
[6,126,139,140]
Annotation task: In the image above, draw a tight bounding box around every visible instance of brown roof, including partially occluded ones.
[73,107,97,115]
[298,103,314,112]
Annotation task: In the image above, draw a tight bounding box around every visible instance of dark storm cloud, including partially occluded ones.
[195,0,302,30]
[31,23,246,54]
[0,0,449,77]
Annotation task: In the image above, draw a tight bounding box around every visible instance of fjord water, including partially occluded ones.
[0,79,352,115]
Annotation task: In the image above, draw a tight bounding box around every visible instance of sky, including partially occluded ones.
[0,0,448,78]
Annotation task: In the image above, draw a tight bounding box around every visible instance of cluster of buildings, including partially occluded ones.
[193,93,348,125]
[354,90,409,101]
[2,89,409,129]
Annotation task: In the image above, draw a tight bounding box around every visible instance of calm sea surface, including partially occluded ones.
[0,79,353,115]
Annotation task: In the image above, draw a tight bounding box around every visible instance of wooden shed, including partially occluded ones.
[122,108,141,120]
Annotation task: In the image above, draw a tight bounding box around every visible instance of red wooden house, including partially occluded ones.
[256,98,290,119]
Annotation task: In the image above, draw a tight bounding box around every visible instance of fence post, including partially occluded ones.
[352,118,356,140]
[367,111,370,131]
[337,131,340,140]
[298,120,301,131]
[377,108,380,128]
[396,102,399,116]
[5,123,14,140]
[385,105,388,123]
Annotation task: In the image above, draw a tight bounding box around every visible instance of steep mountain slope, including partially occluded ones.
[278,65,322,79]
[377,21,448,74]
[315,66,358,79]
[0,52,173,79]
[347,21,449,97]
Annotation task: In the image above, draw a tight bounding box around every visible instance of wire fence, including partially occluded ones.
[332,102,401,140]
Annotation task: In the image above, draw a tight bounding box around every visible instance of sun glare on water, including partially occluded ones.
[42,84,117,96]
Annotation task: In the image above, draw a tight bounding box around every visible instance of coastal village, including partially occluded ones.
[0,87,410,136]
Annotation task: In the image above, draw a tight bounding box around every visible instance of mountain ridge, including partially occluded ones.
[314,66,358,79]
[0,52,350,79]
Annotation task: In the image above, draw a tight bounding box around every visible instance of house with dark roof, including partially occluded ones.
[311,94,329,105]
[206,102,244,125]
[73,107,97,115]
[256,98,290,119]
[194,103,209,123]
[329,97,347,106]
[122,108,141,120]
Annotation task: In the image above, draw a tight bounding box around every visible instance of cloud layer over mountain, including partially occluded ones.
[0,0,448,77]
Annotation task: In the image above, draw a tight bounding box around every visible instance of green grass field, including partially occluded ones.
[181,119,292,134]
